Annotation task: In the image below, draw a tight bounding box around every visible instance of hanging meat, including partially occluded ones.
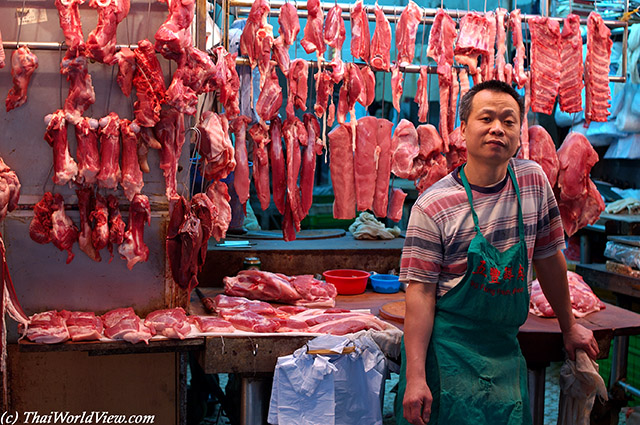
[115,47,136,97]
[166,46,218,116]
[230,116,252,208]
[520,76,532,159]
[454,12,490,82]
[493,9,507,81]
[196,111,236,182]
[206,181,232,241]
[74,118,101,186]
[255,65,283,122]
[121,120,144,201]
[0,158,20,223]
[445,127,467,173]
[396,1,423,66]
[413,124,448,194]
[273,2,299,74]
[154,108,185,201]
[154,0,195,62]
[370,5,392,71]
[559,14,584,114]
[61,50,95,125]
[6,47,39,112]
[415,66,429,123]
[96,112,122,190]
[449,68,460,133]
[44,110,78,186]
[133,39,166,128]
[529,16,561,115]
[354,117,378,212]
[509,9,528,89]
[556,132,604,236]
[50,193,80,264]
[91,192,109,255]
[86,0,130,64]
[357,66,376,109]
[107,194,126,262]
[388,188,407,222]
[391,119,420,179]
[324,4,346,82]
[372,118,394,218]
[314,70,335,118]
[54,0,85,53]
[239,0,272,75]
[283,117,307,233]
[248,122,271,211]
[269,117,286,215]
[427,9,456,148]
[584,12,613,126]
[212,46,241,119]
[337,63,363,150]
[351,0,370,63]
[391,64,404,113]
[328,125,355,220]
[286,59,309,117]
[301,0,326,59]
[76,187,100,262]
[301,114,322,217]
[118,194,151,270]
[517,125,560,188]
[30,193,56,245]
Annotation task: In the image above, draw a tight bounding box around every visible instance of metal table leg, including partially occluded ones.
[240,374,273,425]
[528,367,546,425]
[178,352,188,425]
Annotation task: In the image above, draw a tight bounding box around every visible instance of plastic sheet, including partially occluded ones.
[604,241,640,269]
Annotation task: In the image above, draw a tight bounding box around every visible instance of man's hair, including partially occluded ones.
[458,79,525,124]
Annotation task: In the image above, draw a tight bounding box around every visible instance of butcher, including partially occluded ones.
[396,80,599,425]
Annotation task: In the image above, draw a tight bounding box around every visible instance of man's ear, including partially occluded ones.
[460,120,466,137]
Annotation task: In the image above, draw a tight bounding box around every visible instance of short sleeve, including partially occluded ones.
[399,204,443,285]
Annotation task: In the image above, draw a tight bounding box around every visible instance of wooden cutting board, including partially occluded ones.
[379,301,406,323]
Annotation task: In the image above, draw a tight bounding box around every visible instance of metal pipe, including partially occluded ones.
[2,41,139,51]
[616,381,640,399]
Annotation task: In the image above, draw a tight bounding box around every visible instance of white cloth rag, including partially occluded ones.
[557,349,608,425]
[349,212,401,240]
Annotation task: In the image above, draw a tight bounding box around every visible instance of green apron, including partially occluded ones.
[396,164,532,425]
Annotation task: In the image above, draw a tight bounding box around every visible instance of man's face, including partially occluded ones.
[460,90,521,167]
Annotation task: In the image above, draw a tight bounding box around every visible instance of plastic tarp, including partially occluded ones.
[268,334,388,425]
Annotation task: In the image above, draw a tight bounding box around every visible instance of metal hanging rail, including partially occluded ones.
[221,0,628,83]
[1,42,139,51]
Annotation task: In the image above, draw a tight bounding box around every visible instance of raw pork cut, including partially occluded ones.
[118,194,151,270]
[370,5,392,71]
[0,158,20,222]
[50,193,79,264]
[350,0,370,63]
[337,63,363,149]
[314,70,335,118]
[300,0,325,58]
[120,120,144,201]
[213,294,279,317]
[517,125,559,187]
[107,194,126,262]
[357,66,376,108]
[97,112,122,190]
[391,119,420,179]
[26,311,70,344]
[212,46,241,119]
[301,114,322,217]
[559,14,584,113]
[76,187,100,262]
[248,122,271,211]
[74,118,101,185]
[530,271,605,318]
[206,181,232,241]
[584,12,612,125]
[391,64,404,113]
[115,47,136,97]
[396,1,423,66]
[454,12,490,80]
[283,117,307,231]
[226,310,280,333]
[278,2,299,46]
[61,51,95,125]
[167,197,196,290]
[190,316,235,333]
[86,0,130,64]
[493,10,506,81]
[558,179,605,236]
[6,47,38,112]
[328,125,355,219]
[324,4,346,82]
[445,127,467,173]
[373,119,394,218]
[510,9,528,89]
[0,30,4,68]
[102,307,154,344]
[240,0,271,70]
[388,188,407,222]
[144,308,192,339]
[415,66,429,123]
[30,193,55,245]
[154,0,195,61]
[255,65,283,122]
[413,124,448,194]
[196,111,235,182]
[44,110,78,186]
[54,0,85,53]
[286,59,308,117]
[60,310,103,342]
[269,117,286,215]
[354,116,379,211]
[529,17,561,115]
[230,116,252,207]
[154,108,185,201]
[133,39,166,128]
[91,193,109,255]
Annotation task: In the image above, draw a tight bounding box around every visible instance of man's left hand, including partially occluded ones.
[563,322,599,360]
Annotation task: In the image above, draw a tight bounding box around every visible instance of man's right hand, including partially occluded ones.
[403,380,433,425]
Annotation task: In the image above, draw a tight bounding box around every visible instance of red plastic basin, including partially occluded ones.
[322,269,370,295]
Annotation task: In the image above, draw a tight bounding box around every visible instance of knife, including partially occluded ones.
[195,288,216,314]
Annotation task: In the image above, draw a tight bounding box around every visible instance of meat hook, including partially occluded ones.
[15,0,27,49]
[220,336,226,354]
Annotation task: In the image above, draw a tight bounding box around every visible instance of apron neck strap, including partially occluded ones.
[460,163,525,241]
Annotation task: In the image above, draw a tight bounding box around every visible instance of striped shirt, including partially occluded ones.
[400,158,565,297]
